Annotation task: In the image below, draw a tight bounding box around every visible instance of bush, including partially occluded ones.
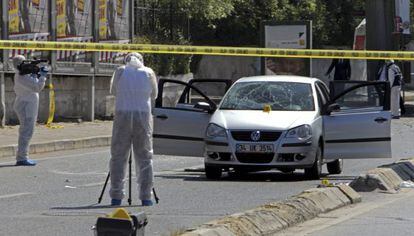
[133,35,192,76]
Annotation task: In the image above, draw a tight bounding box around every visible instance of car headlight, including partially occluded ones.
[286,125,312,140]
[206,123,227,138]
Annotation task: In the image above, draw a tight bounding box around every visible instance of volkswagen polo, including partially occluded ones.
[153,76,391,180]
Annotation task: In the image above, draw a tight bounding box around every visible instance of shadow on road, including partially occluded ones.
[154,170,358,183]
[50,203,143,210]
[0,164,18,168]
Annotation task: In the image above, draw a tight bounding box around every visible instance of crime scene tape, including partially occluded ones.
[45,83,63,129]
[0,40,414,60]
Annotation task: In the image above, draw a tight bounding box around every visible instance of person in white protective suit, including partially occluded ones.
[13,55,48,166]
[377,59,402,118]
[109,52,158,206]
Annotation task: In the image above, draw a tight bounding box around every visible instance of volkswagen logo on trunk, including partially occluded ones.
[251,131,261,141]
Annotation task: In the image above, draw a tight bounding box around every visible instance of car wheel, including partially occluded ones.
[327,159,343,175]
[205,164,222,180]
[305,146,322,180]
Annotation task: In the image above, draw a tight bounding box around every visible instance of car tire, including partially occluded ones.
[327,159,343,175]
[305,146,322,180]
[205,164,222,180]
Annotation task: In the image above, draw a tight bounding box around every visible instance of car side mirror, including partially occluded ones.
[325,103,341,115]
[194,102,215,113]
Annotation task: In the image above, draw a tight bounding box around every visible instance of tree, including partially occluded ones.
[135,0,368,73]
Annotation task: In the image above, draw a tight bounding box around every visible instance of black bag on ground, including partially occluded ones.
[94,212,147,236]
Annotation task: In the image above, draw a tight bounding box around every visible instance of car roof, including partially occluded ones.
[236,75,320,84]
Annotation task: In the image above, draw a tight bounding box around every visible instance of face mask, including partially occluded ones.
[127,56,143,68]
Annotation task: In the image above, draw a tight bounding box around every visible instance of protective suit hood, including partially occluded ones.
[125,52,144,68]
[386,59,395,65]
[12,55,26,72]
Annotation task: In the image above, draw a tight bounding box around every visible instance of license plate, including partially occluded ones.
[236,144,274,153]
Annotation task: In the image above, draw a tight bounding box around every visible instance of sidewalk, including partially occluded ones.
[278,189,414,236]
[307,190,414,236]
[0,121,113,158]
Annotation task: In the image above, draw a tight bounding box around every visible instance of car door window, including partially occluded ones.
[314,85,324,109]
[187,81,228,104]
[156,79,215,112]
[158,82,187,108]
[331,82,389,112]
[315,84,327,107]
[316,82,330,102]
[178,79,232,105]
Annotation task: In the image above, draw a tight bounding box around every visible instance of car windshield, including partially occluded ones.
[220,81,315,111]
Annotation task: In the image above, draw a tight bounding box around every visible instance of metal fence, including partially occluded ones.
[1,0,134,76]
[134,1,190,42]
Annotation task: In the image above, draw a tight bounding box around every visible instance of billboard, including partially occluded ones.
[8,0,50,68]
[9,0,49,35]
[98,0,130,74]
[99,0,129,41]
[56,0,93,66]
[4,0,132,74]
[262,22,312,77]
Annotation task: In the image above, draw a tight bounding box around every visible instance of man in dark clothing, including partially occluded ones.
[325,58,351,95]
[325,58,352,80]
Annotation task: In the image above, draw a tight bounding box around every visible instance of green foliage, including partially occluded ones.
[137,0,368,73]
[134,35,191,76]
[187,0,365,47]
[322,0,365,46]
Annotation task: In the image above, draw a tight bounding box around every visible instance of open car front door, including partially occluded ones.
[153,79,232,157]
[323,81,392,159]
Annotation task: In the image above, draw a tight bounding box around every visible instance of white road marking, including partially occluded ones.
[0,192,34,200]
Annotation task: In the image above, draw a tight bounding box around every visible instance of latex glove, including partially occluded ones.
[39,66,49,78]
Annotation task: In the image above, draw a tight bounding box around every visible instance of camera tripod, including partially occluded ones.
[98,151,159,206]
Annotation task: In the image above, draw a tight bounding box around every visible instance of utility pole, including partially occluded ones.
[0,0,8,127]
[365,0,395,81]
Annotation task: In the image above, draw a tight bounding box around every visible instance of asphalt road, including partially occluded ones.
[0,117,413,236]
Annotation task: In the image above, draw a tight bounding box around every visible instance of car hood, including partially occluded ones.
[210,110,318,130]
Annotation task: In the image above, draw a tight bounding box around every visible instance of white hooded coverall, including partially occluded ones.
[109,53,158,201]
[378,61,401,117]
[13,55,47,161]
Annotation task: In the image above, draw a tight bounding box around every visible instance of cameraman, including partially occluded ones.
[12,55,48,166]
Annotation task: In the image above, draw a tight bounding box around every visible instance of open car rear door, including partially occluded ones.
[323,81,391,159]
[153,79,232,157]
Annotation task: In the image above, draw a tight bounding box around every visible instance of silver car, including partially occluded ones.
[153,76,392,180]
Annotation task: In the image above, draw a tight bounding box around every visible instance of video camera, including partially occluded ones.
[17,59,49,76]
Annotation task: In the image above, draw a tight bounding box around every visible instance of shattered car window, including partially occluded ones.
[220,82,315,111]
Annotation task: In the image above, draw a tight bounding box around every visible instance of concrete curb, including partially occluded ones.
[380,161,414,181]
[350,158,414,193]
[405,93,414,102]
[0,136,112,159]
[181,185,360,236]
[350,168,403,193]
